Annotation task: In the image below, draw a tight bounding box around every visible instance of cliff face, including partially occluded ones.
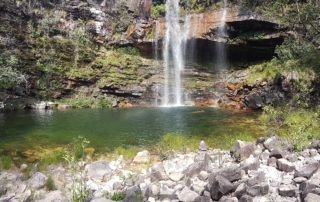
[125,5,284,64]
[0,0,289,111]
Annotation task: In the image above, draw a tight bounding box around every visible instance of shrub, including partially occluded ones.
[0,156,12,170]
[114,146,138,160]
[111,192,126,201]
[45,176,57,191]
[151,4,166,18]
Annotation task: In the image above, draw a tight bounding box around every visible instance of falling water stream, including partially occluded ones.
[162,0,190,106]
[216,0,228,69]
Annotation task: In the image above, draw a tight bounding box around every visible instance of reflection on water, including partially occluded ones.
[0,107,264,155]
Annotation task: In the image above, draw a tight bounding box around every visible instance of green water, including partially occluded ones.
[0,107,264,155]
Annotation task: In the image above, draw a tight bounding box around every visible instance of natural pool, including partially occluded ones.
[0,107,264,158]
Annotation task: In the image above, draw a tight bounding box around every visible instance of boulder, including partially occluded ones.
[304,193,320,202]
[239,195,253,202]
[219,196,239,202]
[85,161,112,181]
[294,162,319,179]
[133,150,150,164]
[277,159,294,172]
[299,181,319,200]
[230,140,255,161]
[208,174,234,200]
[150,162,169,182]
[36,190,69,202]
[233,183,247,198]
[123,185,142,202]
[219,165,242,182]
[169,173,184,182]
[178,187,199,202]
[269,148,284,159]
[278,184,297,197]
[28,172,47,189]
[263,136,281,151]
[199,141,208,151]
[247,171,266,187]
[240,155,260,172]
[199,140,208,151]
[246,183,269,196]
[267,157,277,167]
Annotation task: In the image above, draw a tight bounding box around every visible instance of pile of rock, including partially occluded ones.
[1,136,320,202]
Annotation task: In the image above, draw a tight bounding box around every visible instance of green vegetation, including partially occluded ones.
[151,4,166,18]
[260,105,320,151]
[114,146,138,160]
[111,192,126,201]
[0,156,13,170]
[38,150,65,171]
[63,136,90,202]
[45,176,57,191]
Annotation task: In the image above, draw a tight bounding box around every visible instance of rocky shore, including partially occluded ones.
[1,136,320,202]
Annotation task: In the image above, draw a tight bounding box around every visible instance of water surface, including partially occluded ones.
[0,107,264,156]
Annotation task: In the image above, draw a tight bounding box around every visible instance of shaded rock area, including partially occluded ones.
[1,136,320,201]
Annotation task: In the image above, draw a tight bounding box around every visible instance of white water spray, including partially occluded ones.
[153,20,160,60]
[216,0,228,69]
[162,0,190,106]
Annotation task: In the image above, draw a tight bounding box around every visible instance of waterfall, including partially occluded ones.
[153,20,160,60]
[216,0,228,69]
[162,0,190,106]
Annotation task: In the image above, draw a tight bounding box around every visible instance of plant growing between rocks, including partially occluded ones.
[62,136,90,202]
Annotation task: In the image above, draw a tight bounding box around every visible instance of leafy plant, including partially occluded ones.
[45,176,57,191]
[111,192,126,201]
[0,156,12,170]
[63,136,90,202]
[151,4,166,18]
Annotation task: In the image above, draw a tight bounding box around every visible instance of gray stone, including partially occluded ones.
[85,161,112,181]
[247,171,266,187]
[233,183,247,198]
[240,155,260,172]
[269,148,284,159]
[208,174,234,200]
[304,193,320,202]
[230,140,255,161]
[286,153,298,162]
[310,141,320,150]
[133,150,150,164]
[259,151,270,164]
[36,190,69,202]
[28,172,47,189]
[151,162,169,181]
[239,195,253,202]
[293,177,307,184]
[199,171,209,181]
[246,183,269,196]
[184,161,205,177]
[263,136,281,151]
[219,196,238,202]
[256,137,265,145]
[199,141,208,151]
[295,162,319,179]
[178,187,199,202]
[277,158,294,172]
[300,181,319,200]
[278,184,297,197]
[169,173,184,182]
[123,185,142,202]
[267,157,277,167]
[219,165,242,182]
[91,198,114,202]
